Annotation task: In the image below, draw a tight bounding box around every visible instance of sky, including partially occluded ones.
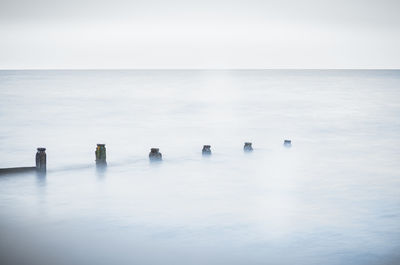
[0,0,399,69]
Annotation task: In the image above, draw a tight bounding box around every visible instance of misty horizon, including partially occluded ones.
[1,0,399,69]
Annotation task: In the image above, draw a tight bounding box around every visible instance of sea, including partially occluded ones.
[0,70,399,265]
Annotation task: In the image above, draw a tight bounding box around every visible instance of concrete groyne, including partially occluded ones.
[0,167,36,175]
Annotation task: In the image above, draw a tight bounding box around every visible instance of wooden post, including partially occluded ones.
[284,140,292,147]
[95,144,107,165]
[244,142,253,152]
[202,145,211,155]
[36,147,46,172]
[149,148,162,161]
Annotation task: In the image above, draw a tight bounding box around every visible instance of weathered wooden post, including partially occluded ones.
[95,144,107,165]
[36,147,46,172]
[149,148,162,161]
[202,145,211,156]
[243,142,253,152]
[284,140,292,147]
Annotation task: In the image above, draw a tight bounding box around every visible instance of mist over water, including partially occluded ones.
[0,70,399,265]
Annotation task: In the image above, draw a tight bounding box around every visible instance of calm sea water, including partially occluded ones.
[0,70,399,265]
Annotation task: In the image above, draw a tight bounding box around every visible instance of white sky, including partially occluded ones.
[0,0,399,69]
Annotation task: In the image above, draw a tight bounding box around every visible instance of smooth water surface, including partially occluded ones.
[0,70,399,265]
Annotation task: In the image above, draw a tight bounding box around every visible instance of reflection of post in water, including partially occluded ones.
[95,144,107,166]
[36,170,46,186]
[96,161,107,178]
[243,142,253,152]
[149,148,162,162]
[36,147,47,175]
[202,145,212,156]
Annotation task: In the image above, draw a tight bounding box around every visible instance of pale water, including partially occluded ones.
[0,70,399,265]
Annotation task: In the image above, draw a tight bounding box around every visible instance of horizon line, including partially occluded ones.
[1,68,400,71]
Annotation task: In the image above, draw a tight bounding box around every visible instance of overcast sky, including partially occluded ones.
[0,0,399,69]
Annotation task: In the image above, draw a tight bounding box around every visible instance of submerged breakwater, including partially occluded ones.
[1,140,294,174]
